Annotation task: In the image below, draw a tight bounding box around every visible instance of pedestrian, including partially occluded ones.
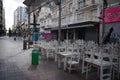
[14,37,16,41]
[102,27,114,44]
[23,35,26,40]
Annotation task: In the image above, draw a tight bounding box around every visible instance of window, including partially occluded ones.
[77,13,84,22]
[69,3,73,13]
[61,0,66,3]
[61,17,66,25]
[69,14,74,24]
[78,0,86,8]
[91,9,97,20]
[44,21,46,26]
[61,7,66,16]
[92,0,97,4]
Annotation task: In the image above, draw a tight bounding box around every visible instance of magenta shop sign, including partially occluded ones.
[44,30,52,40]
[100,5,120,23]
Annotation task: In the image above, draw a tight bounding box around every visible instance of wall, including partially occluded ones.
[85,27,98,42]
[104,22,120,43]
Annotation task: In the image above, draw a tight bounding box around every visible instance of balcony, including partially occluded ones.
[76,0,98,12]
[45,25,52,29]
[76,16,99,24]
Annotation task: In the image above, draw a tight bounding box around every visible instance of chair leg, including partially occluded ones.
[86,63,88,80]
[118,66,120,80]
[100,66,112,80]
[97,68,100,78]
[55,54,57,62]
[69,68,71,73]
[118,72,120,80]
[100,66,103,80]
[112,68,115,80]
[68,64,72,73]
[82,60,85,74]
[58,58,61,69]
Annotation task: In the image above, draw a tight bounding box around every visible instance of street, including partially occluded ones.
[0,36,30,80]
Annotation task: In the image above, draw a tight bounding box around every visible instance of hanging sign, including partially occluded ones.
[100,5,120,23]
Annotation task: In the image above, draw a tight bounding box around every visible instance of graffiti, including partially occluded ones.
[111,33,120,43]
[111,33,120,39]
[104,32,120,43]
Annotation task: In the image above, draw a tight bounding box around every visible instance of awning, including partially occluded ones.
[23,0,33,6]
[48,21,99,30]
[23,0,52,13]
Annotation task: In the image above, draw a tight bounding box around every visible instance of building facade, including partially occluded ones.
[14,6,27,36]
[23,0,120,43]
[48,0,100,42]
[14,7,27,28]
[38,7,52,33]
[0,0,5,36]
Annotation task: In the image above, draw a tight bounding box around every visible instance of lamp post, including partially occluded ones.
[27,6,30,34]
[102,0,105,41]
[53,0,61,45]
[33,13,37,32]
[101,0,108,44]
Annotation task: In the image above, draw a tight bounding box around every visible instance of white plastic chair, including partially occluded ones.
[111,45,119,80]
[56,45,67,68]
[66,45,80,73]
[45,45,55,60]
[89,51,112,80]
[82,50,92,74]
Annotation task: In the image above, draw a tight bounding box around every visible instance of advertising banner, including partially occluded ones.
[100,5,120,23]
[44,30,51,40]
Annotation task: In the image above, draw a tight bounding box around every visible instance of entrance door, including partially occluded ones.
[77,28,85,39]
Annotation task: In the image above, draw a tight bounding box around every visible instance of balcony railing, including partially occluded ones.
[76,0,98,11]
[76,16,99,23]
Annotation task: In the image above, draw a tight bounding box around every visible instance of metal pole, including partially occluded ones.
[66,28,68,45]
[102,0,105,44]
[28,6,30,34]
[33,13,36,32]
[58,0,61,45]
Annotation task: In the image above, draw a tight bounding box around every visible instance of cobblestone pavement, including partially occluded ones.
[0,36,98,80]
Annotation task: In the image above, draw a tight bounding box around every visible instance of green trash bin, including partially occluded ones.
[32,49,39,65]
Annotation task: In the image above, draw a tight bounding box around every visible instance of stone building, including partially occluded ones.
[23,0,120,43]
[48,0,100,42]
[0,0,6,36]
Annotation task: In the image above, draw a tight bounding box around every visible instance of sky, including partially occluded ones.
[3,0,26,30]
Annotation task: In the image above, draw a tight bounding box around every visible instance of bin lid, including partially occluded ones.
[32,49,39,53]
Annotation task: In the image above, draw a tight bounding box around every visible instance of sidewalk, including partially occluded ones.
[0,47,98,80]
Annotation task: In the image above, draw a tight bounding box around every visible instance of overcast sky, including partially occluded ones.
[3,0,26,30]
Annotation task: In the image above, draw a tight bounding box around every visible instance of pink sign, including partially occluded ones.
[44,30,52,40]
[100,5,120,23]
[44,30,51,34]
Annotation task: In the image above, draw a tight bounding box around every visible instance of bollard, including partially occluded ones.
[32,32,39,41]
[32,49,39,65]
[23,40,27,50]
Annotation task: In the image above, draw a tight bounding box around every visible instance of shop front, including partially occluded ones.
[50,21,99,42]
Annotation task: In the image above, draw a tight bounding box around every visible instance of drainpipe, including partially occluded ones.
[58,0,61,45]
[28,6,30,34]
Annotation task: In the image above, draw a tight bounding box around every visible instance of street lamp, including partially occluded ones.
[53,0,61,45]
[101,0,108,44]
